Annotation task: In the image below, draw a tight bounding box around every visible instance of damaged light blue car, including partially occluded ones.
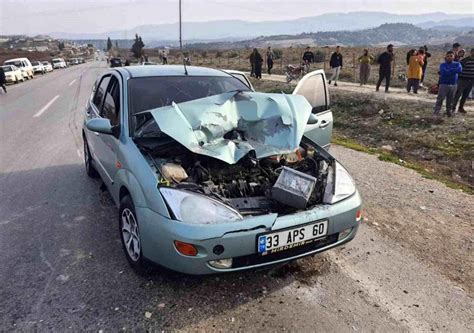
[82,65,362,274]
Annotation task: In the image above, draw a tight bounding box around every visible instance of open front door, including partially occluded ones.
[292,70,333,150]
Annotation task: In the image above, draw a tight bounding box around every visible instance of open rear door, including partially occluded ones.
[292,70,333,150]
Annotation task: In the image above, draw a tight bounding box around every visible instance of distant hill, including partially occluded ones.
[48,12,472,42]
[186,23,466,49]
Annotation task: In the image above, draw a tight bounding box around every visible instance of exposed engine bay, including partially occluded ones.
[137,136,333,216]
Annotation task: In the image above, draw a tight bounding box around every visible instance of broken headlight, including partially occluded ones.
[159,188,243,224]
[323,161,356,204]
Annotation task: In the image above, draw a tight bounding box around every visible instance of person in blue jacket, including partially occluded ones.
[433,51,463,117]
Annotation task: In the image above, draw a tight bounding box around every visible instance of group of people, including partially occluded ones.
[249,47,275,79]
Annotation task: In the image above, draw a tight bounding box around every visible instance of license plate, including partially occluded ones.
[257,220,328,255]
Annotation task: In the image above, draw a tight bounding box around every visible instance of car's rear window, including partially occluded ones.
[128,75,251,114]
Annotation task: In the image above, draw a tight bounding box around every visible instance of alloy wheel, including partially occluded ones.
[121,208,141,262]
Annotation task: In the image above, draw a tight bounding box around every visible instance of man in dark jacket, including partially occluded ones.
[0,67,6,93]
[376,44,394,93]
[453,48,473,114]
[433,51,462,117]
[328,46,343,86]
[302,47,314,64]
[420,45,431,87]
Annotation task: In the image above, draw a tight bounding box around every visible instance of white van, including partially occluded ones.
[52,58,67,69]
[3,58,34,80]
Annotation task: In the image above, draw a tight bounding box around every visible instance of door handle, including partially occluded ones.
[319,121,329,128]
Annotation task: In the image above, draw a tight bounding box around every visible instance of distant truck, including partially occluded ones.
[52,58,67,69]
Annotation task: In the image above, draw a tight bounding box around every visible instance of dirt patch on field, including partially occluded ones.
[330,89,473,191]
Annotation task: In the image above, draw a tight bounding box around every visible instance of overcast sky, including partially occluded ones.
[0,0,472,35]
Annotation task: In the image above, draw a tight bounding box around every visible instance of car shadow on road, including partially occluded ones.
[0,163,330,331]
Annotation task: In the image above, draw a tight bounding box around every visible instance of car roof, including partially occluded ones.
[4,58,28,62]
[117,65,232,78]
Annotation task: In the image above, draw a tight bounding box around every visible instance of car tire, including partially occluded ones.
[119,195,147,271]
[83,137,99,178]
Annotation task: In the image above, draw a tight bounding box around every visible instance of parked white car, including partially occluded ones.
[31,61,46,74]
[52,58,67,69]
[1,65,24,83]
[42,61,53,72]
[3,58,34,80]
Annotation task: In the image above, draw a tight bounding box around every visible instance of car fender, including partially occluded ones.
[113,169,169,218]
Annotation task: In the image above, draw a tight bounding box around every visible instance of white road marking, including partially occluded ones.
[68,79,76,86]
[33,95,60,118]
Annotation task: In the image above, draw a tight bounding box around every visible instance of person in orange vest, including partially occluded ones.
[406,49,424,94]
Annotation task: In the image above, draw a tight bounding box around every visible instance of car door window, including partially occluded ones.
[293,72,330,114]
[92,76,110,110]
[101,76,120,126]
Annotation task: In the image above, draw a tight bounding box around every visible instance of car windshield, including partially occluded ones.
[53,59,60,63]
[42,62,49,65]
[2,66,12,72]
[32,61,40,65]
[129,75,251,115]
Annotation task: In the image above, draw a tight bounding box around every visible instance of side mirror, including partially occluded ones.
[307,113,319,125]
[86,118,113,135]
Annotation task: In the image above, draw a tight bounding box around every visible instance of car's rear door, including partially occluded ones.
[292,70,333,150]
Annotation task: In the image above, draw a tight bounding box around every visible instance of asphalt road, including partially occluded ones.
[0,62,472,331]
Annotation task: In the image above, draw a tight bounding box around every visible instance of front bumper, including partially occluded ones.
[137,191,362,275]
[5,76,16,83]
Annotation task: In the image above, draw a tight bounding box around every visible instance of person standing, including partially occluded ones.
[266,46,275,75]
[302,47,314,65]
[420,45,431,87]
[407,49,424,94]
[162,50,168,64]
[433,51,462,117]
[358,49,374,85]
[249,51,256,77]
[453,48,474,114]
[376,44,394,93]
[253,48,263,79]
[452,43,461,61]
[0,66,6,93]
[328,46,343,86]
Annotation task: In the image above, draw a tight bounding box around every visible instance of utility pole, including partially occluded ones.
[179,0,182,51]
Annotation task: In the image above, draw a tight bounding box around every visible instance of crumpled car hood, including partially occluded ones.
[150,91,312,164]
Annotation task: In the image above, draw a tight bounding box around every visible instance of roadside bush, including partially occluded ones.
[228,51,239,58]
[216,51,223,58]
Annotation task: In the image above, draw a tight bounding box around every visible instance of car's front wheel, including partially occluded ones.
[119,195,146,271]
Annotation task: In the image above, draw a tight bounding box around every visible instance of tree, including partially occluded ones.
[107,37,113,51]
[131,34,145,59]
[115,40,119,49]
[58,41,65,51]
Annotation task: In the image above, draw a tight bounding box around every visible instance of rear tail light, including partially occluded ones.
[174,241,198,256]
[356,210,362,222]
